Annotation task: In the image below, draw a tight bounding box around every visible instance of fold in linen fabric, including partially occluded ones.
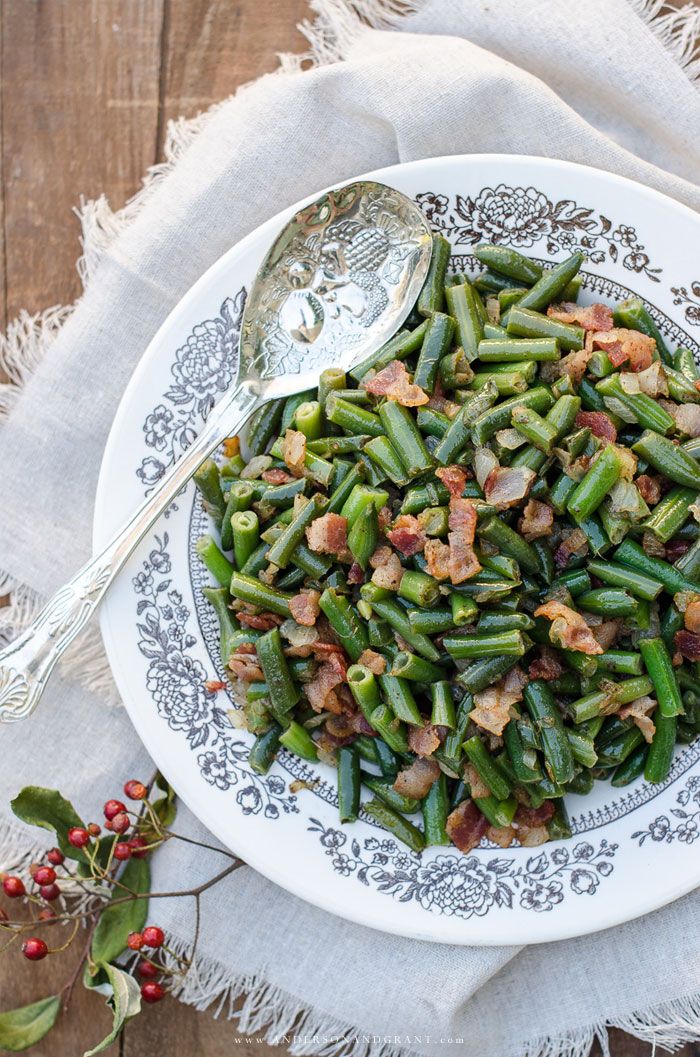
[1,2,699,1055]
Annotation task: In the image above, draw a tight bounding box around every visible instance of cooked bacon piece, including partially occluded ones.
[357,649,386,675]
[666,539,690,562]
[283,428,306,475]
[347,562,365,585]
[554,527,588,569]
[620,362,668,399]
[619,696,657,744]
[370,548,403,591]
[534,600,604,655]
[424,538,450,581]
[673,403,700,438]
[306,512,348,555]
[445,799,489,854]
[547,301,613,332]
[205,680,227,693]
[575,410,617,444]
[305,652,348,714]
[483,466,536,510]
[228,650,264,683]
[518,499,554,541]
[465,763,491,800]
[237,611,283,631]
[235,642,256,655]
[325,713,357,740]
[642,530,667,558]
[528,647,563,682]
[393,757,440,799]
[407,723,442,758]
[591,329,655,372]
[447,497,481,584]
[427,394,461,417]
[675,630,700,661]
[435,465,467,498]
[543,345,593,385]
[636,474,663,506]
[286,640,344,661]
[362,359,429,407]
[386,515,426,557]
[515,801,555,828]
[261,467,294,485]
[590,619,621,651]
[378,505,393,531]
[471,668,527,736]
[289,589,321,627]
[684,600,700,635]
[487,825,516,849]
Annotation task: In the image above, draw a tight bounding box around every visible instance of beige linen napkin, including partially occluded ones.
[1,2,700,1055]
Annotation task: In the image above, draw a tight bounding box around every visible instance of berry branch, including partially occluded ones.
[0,776,247,1055]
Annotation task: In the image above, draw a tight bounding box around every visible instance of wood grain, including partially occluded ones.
[0,2,699,1056]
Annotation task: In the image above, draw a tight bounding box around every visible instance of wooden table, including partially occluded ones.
[0,3,698,1055]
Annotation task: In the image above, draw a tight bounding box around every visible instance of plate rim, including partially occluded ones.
[95,153,700,945]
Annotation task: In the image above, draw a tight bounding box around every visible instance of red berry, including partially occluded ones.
[22,937,48,961]
[40,883,61,902]
[68,827,90,848]
[38,908,56,923]
[141,925,165,948]
[110,812,130,834]
[137,958,158,978]
[104,799,127,821]
[33,866,56,887]
[113,843,132,862]
[127,932,144,951]
[128,836,149,859]
[140,981,165,1004]
[3,876,25,898]
[124,780,147,801]
[46,848,65,866]
[87,823,102,837]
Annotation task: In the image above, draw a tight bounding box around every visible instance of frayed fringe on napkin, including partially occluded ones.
[1,5,700,1053]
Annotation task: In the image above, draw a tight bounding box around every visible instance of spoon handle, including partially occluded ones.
[0,381,261,723]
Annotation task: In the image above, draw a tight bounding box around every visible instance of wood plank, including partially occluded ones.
[1,0,163,319]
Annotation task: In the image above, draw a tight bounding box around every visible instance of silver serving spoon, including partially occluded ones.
[0,180,432,722]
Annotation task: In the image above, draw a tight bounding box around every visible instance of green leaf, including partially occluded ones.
[0,996,61,1051]
[83,964,141,1057]
[10,787,85,862]
[152,773,177,829]
[90,857,150,969]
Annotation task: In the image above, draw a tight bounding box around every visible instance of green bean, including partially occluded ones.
[281,390,315,433]
[673,346,700,381]
[231,510,260,571]
[503,252,583,317]
[434,382,499,463]
[240,541,271,577]
[477,337,559,362]
[294,400,323,441]
[613,297,671,364]
[202,587,241,664]
[193,459,227,524]
[318,588,368,662]
[644,712,677,783]
[463,736,511,800]
[611,743,648,786]
[414,312,454,392]
[511,405,559,453]
[478,515,540,574]
[674,538,700,585]
[567,770,595,796]
[474,244,543,285]
[431,681,456,728]
[266,495,327,569]
[471,386,554,445]
[503,720,543,783]
[451,593,478,626]
[443,629,525,660]
[470,370,530,396]
[639,638,684,717]
[368,703,409,755]
[196,534,235,587]
[337,747,360,823]
[597,726,645,768]
[229,572,292,617]
[347,664,382,722]
[249,724,282,774]
[566,445,622,521]
[340,484,389,526]
[523,681,575,785]
[597,376,675,435]
[417,407,451,438]
[475,610,533,633]
[347,501,379,570]
[644,486,695,542]
[247,399,284,456]
[445,281,484,361]
[279,721,318,761]
[326,395,384,437]
[362,775,418,814]
[390,651,444,683]
[665,366,700,405]
[256,628,300,718]
[220,480,255,550]
[597,650,644,676]
[378,401,433,476]
[635,429,700,489]
[586,559,662,601]
[614,538,699,595]
[363,435,409,486]
[309,435,371,457]
[499,287,529,312]
[263,477,307,508]
[507,306,585,351]
[361,585,440,661]
[549,472,578,514]
[407,607,455,635]
[349,321,429,382]
[439,348,474,389]
[363,799,425,852]
[422,773,450,845]
[577,588,638,617]
[401,479,451,514]
[418,235,451,317]
[550,567,592,597]
[398,569,440,608]
[317,368,347,412]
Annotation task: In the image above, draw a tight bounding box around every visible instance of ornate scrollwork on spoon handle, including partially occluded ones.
[0,382,260,723]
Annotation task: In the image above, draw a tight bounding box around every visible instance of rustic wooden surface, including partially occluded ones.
[0,2,699,1056]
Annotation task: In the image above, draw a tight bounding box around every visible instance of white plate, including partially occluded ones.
[95,155,700,945]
